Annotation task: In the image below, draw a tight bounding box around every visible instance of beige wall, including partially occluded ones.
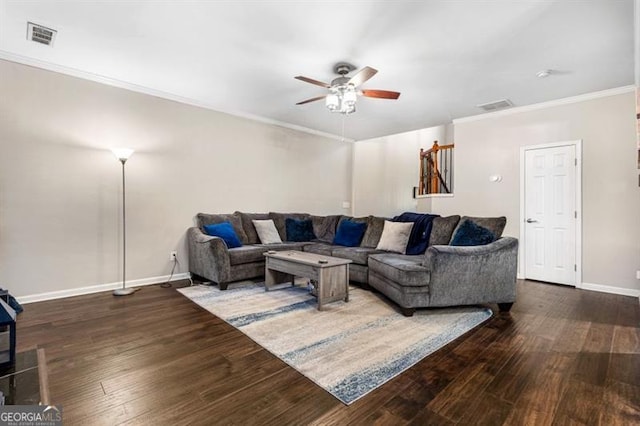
[352,124,454,217]
[0,59,352,298]
[424,92,639,292]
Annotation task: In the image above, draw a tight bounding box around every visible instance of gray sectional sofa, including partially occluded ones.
[187,211,518,316]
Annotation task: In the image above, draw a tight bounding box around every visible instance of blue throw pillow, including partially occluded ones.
[203,222,243,248]
[450,219,496,246]
[285,218,316,242]
[333,220,367,247]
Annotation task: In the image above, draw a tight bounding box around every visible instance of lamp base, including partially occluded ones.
[113,287,136,296]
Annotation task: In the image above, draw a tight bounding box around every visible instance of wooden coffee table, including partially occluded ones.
[264,250,351,310]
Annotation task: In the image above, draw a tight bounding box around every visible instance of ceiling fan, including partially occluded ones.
[295,63,400,114]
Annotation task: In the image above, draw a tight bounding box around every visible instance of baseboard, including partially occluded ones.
[580,282,640,298]
[16,272,191,304]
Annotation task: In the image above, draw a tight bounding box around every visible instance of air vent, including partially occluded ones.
[27,22,57,46]
[476,99,513,112]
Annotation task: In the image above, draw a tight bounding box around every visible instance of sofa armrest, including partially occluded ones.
[187,227,231,283]
[423,237,518,307]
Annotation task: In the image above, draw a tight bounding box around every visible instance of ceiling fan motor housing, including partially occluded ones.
[333,62,356,76]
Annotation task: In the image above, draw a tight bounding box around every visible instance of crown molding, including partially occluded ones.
[0,50,353,142]
[453,85,636,124]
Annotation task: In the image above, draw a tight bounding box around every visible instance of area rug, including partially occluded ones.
[178,283,492,404]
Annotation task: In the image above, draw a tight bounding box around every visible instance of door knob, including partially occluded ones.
[526,218,538,223]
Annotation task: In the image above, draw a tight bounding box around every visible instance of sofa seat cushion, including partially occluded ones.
[303,242,333,256]
[369,253,431,287]
[331,246,385,266]
[228,246,269,266]
[229,243,307,266]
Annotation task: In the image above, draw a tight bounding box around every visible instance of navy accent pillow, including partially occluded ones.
[333,220,367,247]
[450,219,496,246]
[285,218,316,242]
[203,221,243,248]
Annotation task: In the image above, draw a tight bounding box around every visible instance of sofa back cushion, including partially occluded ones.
[449,216,506,243]
[310,215,341,243]
[197,213,248,244]
[269,212,310,241]
[429,215,460,246]
[361,216,387,248]
[236,212,270,245]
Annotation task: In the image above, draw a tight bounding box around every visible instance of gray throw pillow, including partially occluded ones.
[252,220,283,244]
[376,221,414,254]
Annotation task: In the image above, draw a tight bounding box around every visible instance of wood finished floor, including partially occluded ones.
[16,280,640,425]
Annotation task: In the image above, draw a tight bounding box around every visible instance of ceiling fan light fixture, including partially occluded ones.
[326,93,340,111]
[342,86,357,106]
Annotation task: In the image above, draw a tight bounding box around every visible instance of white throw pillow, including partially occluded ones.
[252,219,283,244]
[376,221,414,254]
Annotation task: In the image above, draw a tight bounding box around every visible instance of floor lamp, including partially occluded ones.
[111,148,135,296]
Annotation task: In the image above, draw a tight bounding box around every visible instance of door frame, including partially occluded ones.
[519,140,583,288]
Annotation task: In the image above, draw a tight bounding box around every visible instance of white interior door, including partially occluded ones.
[524,145,577,286]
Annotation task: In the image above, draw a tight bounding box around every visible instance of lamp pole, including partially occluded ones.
[112,149,135,296]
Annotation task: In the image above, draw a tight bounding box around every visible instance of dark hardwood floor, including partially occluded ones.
[16,279,640,425]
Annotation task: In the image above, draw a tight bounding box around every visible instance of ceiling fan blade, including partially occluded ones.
[361,89,401,100]
[295,76,331,88]
[348,66,378,87]
[296,95,327,105]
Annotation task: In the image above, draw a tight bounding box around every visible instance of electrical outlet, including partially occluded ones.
[637,270,640,280]
[169,251,177,261]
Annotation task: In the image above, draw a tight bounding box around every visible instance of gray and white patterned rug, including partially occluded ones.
[178,282,492,404]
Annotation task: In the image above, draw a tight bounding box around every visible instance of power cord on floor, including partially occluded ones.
[161,257,179,288]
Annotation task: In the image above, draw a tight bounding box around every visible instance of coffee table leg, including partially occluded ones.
[265,267,276,291]
[344,265,349,303]
[317,271,324,311]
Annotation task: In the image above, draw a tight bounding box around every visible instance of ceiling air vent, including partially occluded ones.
[27,22,57,46]
[476,99,513,112]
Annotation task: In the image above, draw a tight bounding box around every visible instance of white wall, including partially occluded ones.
[424,91,639,293]
[352,124,453,217]
[0,59,353,299]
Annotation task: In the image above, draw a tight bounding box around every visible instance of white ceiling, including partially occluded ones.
[0,1,635,141]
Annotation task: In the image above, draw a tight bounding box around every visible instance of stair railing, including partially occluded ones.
[418,141,454,195]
